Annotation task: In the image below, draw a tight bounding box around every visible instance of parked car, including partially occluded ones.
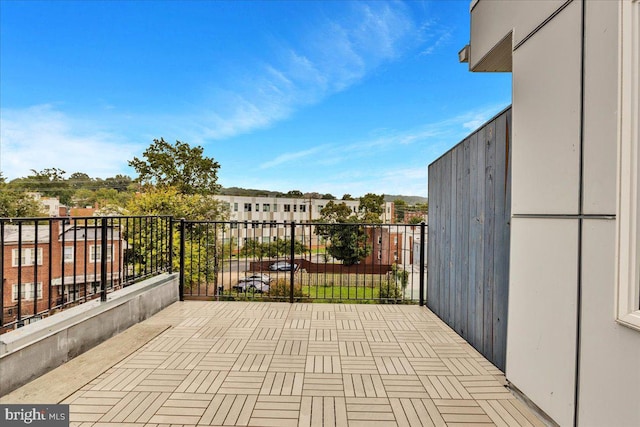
[232,279,270,293]
[240,273,272,284]
[268,261,298,271]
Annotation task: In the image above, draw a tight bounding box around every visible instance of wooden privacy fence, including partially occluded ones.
[427,107,511,371]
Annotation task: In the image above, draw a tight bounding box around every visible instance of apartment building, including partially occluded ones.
[1,220,122,327]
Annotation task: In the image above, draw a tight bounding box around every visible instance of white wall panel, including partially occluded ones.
[506,218,578,427]
[511,0,582,215]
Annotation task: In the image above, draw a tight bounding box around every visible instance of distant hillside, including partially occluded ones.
[383,194,428,205]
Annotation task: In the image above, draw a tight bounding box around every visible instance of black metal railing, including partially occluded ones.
[1,215,427,333]
[178,220,427,305]
[0,216,172,332]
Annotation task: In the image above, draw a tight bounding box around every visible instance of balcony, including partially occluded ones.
[1,300,544,426]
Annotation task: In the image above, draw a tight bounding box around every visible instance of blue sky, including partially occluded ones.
[0,0,511,197]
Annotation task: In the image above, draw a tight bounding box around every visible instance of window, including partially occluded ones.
[11,248,43,267]
[244,203,252,212]
[252,221,259,228]
[270,221,278,228]
[294,204,298,212]
[263,204,270,212]
[230,222,238,229]
[300,205,306,213]
[63,246,74,263]
[90,244,113,263]
[255,204,260,212]
[273,204,278,212]
[616,0,640,330]
[284,204,291,212]
[12,282,43,301]
[234,203,238,212]
[378,236,382,244]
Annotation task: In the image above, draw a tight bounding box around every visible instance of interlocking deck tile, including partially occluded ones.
[339,340,372,357]
[174,370,227,393]
[200,394,257,426]
[374,357,416,375]
[209,339,247,354]
[260,372,304,396]
[285,318,312,329]
[308,341,339,355]
[381,375,429,398]
[269,355,307,372]
[275,339,308,356]
[250,327,281,340]
[343,374,387,398]
[407,358,451,375]
[243,340,278,354]
[337,330,367,341]
[334,311,359,320]
[299,396,348,427]
[200,353,240,371]
[390,398,446,427]
[346,397,396,427]
[218,372,266,395]
[157,352,206,370]
[305,355,342,374]
[366,330,397,343]
[231,353,272,372]
[341,357,379,374]
[280,329,310,340]
[302,373,344,397]
[249,395,301,427]
[369,343,405,357]
[312,311,335,320]
[223,328,254,339]
[309,329,338,342]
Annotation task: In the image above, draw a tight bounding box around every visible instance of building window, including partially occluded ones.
[270,221,278,228]
[255,203,260,212]
[293,204,298,212]
[318,205,324,211]
[263,204,270,212]
[378,236,382,244]
[616,0,640,330]
[273,204,278,212]
[12,282,43,302]
[300,205,306,213]
[244,203,252,212]
[252,221,259,229]
[11,248,43,267]
[234,203,238,212]
[90,245,113,263]
[63,246,74,263]
[284,204,291,212]
[230,222,238,229]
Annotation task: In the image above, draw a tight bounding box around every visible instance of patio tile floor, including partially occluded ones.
[2,301,546,426]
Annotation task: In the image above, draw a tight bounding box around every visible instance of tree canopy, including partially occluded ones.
[129,138,220,195]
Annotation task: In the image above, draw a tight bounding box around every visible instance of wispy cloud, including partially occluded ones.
[194,2,419,140]
[259,145,330,169]
[0,104,139,179]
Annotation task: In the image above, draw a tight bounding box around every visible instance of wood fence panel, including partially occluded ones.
[427,107,511,371]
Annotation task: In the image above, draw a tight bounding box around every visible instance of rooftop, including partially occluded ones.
[1,301,545,426]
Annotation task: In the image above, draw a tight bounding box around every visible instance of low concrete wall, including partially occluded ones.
[0,273,178,396]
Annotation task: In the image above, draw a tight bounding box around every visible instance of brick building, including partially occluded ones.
[1,220,122,327]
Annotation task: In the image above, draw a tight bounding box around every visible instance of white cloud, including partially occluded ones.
[0,104,139,179]
[193,2,418,141]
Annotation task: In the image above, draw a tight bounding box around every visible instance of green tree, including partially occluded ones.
[129,138,221,195]
[393,199,406,222]
[342,194,354,200]
[0,184,46,217]
[358,193,384,223]
[10,168,73,205]
[286,190,304,198]
[408,216,424,225]
[315,201,371,265]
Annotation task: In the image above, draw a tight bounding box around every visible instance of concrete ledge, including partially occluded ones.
[0,273,179,396]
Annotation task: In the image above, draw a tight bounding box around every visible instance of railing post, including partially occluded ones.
[290,221,295,303]
[179,219,185,301]
[168,217,174,274]
[419,221,426,307]
[100,217,108,302]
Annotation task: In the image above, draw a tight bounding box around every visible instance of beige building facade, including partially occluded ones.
[467,1,639,425]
